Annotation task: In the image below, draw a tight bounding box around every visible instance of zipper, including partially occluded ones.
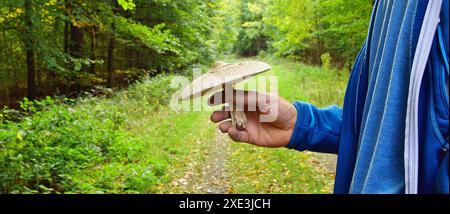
[404,0,443,194]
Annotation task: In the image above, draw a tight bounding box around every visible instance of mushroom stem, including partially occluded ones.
[231,111,247,130]
[224,83,247,130]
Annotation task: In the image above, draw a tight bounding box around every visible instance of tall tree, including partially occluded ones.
[23,0,36,100]
[90,26,97,73]
[69,5,83,59]
[106,24,115,88]
[64,0,71,54]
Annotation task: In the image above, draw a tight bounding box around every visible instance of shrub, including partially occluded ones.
[121,74,178,111]
[0,101,124,192]
[320,53,332,70]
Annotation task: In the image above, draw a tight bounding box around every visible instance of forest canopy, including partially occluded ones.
[0,0,372,107]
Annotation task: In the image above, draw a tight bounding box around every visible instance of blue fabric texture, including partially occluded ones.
[286,0,449,194]
[287,101,342,154]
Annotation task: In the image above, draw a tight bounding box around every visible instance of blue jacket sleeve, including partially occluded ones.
[286,101,342,154]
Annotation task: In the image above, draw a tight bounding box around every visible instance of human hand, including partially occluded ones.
[209,90,297,148]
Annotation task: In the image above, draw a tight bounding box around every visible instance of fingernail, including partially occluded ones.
[260,104,270,113]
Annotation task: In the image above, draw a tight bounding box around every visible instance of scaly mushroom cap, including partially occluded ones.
[180,61,272,100]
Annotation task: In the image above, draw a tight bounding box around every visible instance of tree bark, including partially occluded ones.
[68,0,83,60]
[24,0,36,100]
[127,48,133,68]
[106,31,115,88]
[90,27,97,73]
[48,16,61,83]
[70,25,84,59]
[64,0,71,54]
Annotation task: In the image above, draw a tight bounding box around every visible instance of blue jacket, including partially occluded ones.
[287,0,449,194]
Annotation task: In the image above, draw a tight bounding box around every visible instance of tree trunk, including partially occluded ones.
[127,48,133,68]
[256,35,263,56]
[68,0,83,60]
[64,0,71,54]
[24,0,36,100]
[136,50,141,68]
[70,25,84,59]
[48,16,60,83]
[107,32,115,88]
[90,27,96,73]
[317,39,323,66]
[37,61,42,87]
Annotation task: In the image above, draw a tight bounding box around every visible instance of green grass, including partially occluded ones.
[0,58,348,194]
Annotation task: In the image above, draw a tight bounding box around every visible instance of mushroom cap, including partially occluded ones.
[180,61,272,100]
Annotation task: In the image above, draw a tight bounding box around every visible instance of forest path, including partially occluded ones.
[189,128,231,193]
[310,153,337,175]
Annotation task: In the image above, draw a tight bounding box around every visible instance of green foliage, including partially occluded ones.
[264,0,316,58]
[0,0,220,106]
[264,0,372,66]
[117,0,136,11]
[234,0,269,56]
[0,74,171,193]
[212,0,238,55]
[124,75,177,111]
[0,98,127,193]
[114,17,180,55]
[215,0,372,67]
[1,96,75,122]
[0,72,213,193]
[321,53,332,70]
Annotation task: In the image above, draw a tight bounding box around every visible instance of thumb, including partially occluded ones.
[227,127,250,143]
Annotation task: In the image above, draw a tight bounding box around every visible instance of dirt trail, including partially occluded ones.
[192,129,231,193]
[310,152,337,173]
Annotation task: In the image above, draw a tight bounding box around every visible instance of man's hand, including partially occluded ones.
[209,90,297,148]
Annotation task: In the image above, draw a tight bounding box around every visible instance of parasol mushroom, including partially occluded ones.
[180,61,272,130]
